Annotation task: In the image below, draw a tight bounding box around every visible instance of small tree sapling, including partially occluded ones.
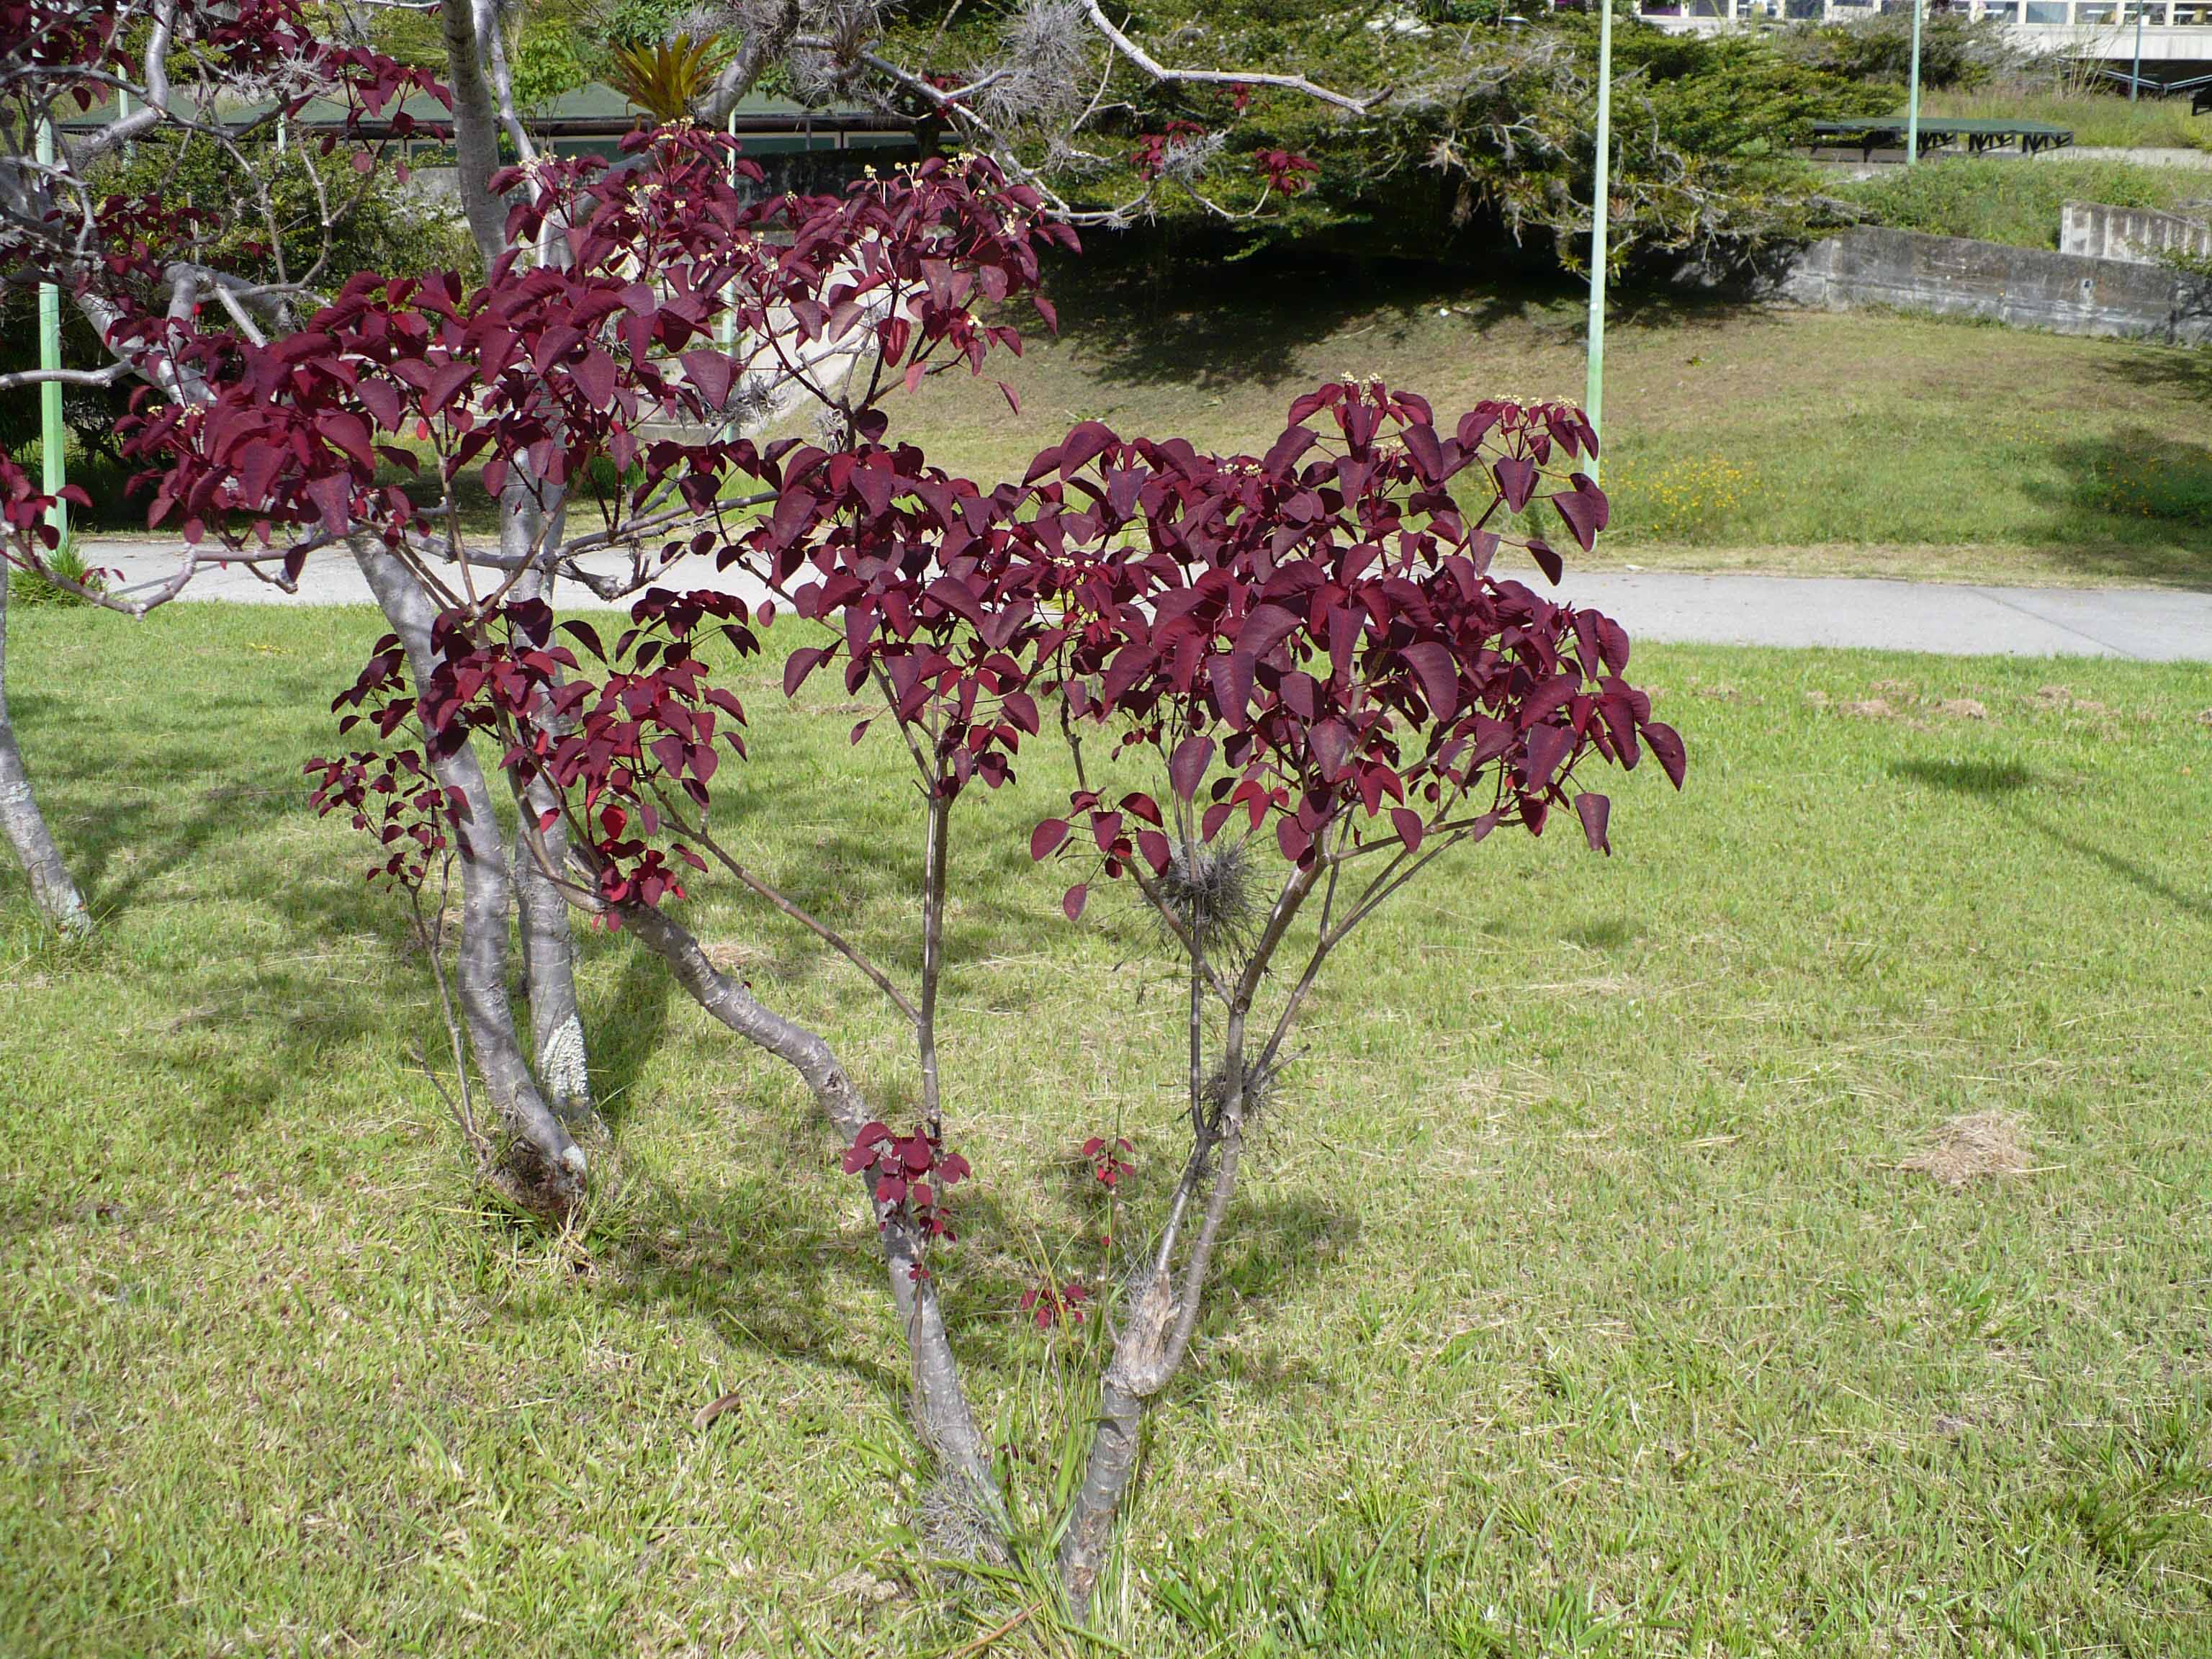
[346,367,1679,1611]
[1016,381,1683,1602]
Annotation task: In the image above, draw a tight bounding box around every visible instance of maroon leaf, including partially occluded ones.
[1402,420,1444,482]
[1522,724,1572,788]
[1550,475,1609,553]
[1643,721,1686,789]
[1059,421,1117,477]
[1169,734,1215,801]
[681,349,734,410]
[1575,791,1611,854]
[1401,642,1460,718]
[1494,455,1537,513]
[783,647,827,697]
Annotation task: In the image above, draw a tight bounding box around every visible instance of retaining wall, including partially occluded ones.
[1777,225,2212,345]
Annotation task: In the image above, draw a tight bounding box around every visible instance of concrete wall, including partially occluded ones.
[1777,225,2212,346]
[2059,199,2212,265]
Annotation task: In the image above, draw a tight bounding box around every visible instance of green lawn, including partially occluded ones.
[6,605,2212,1655]
[876,260,2212,590]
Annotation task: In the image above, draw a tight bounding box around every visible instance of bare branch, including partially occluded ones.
[0,363,132,392]
[1078,0,1381,114]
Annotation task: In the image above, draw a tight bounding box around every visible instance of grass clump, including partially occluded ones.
[6,536,107,608]
[1920,87,2212,153]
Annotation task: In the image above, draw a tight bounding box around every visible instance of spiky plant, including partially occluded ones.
[607,32,727,125]
[1154,837,1260,964]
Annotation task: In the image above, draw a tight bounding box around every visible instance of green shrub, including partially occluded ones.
[1784,12,2017,91]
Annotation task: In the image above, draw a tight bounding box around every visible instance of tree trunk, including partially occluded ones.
[1058,1371,1148,1608]
[616,896,997,1503]
[0,570,90,935]
[353,543,586,1218]
[510,776,593,1123]
[440,0,509,269]
[502,567,594,1125]
[1058,1048,1256,1609]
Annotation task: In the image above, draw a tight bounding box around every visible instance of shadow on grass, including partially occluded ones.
[935,1184,1362,1397]
[1563,916,1644,952]
[2015,428,2212,590]
[1889,757,2037,797]
[12,684,320,920]
[2022,815,2212,927]
[1040,245,1789,402]
[655,812,1051,1017]
[593,1173,914,1402]
[585,932,678,1132]
[1043,251,1550,395]
[2098,325,2212,405]
[1891,755,2212,922]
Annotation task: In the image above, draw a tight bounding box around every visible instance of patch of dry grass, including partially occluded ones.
[1902,1110,2036,1187]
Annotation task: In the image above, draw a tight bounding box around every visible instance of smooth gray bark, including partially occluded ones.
[0,574,89,935]
[440,0,510,269]
[616,897,996,1498]
[354,543,586,1215]
[510,776,592,1122]
[502,568,594,1125]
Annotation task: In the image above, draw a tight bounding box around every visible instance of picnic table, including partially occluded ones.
[1807,117,2075,163]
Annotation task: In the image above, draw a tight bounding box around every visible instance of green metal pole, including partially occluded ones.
[35,116,66,541]
[2131,2,2144,100]
[1585,0,1614,485]
[720,106,737,357]
[1905,0,1923,166]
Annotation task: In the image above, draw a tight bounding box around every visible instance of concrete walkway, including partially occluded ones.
[71,539,2212,662]
[1564,572,2212,662]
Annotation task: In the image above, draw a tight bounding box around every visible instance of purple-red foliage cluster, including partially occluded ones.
[306,637,460,891]
[1082,1135,1136,1190]
[1020,1280,1091,1329]
[3,1,441,321]
[842,1121,973,1244]
[58,126,1684,1286]
[122,144,1069,565]
[392,375,1680,928]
